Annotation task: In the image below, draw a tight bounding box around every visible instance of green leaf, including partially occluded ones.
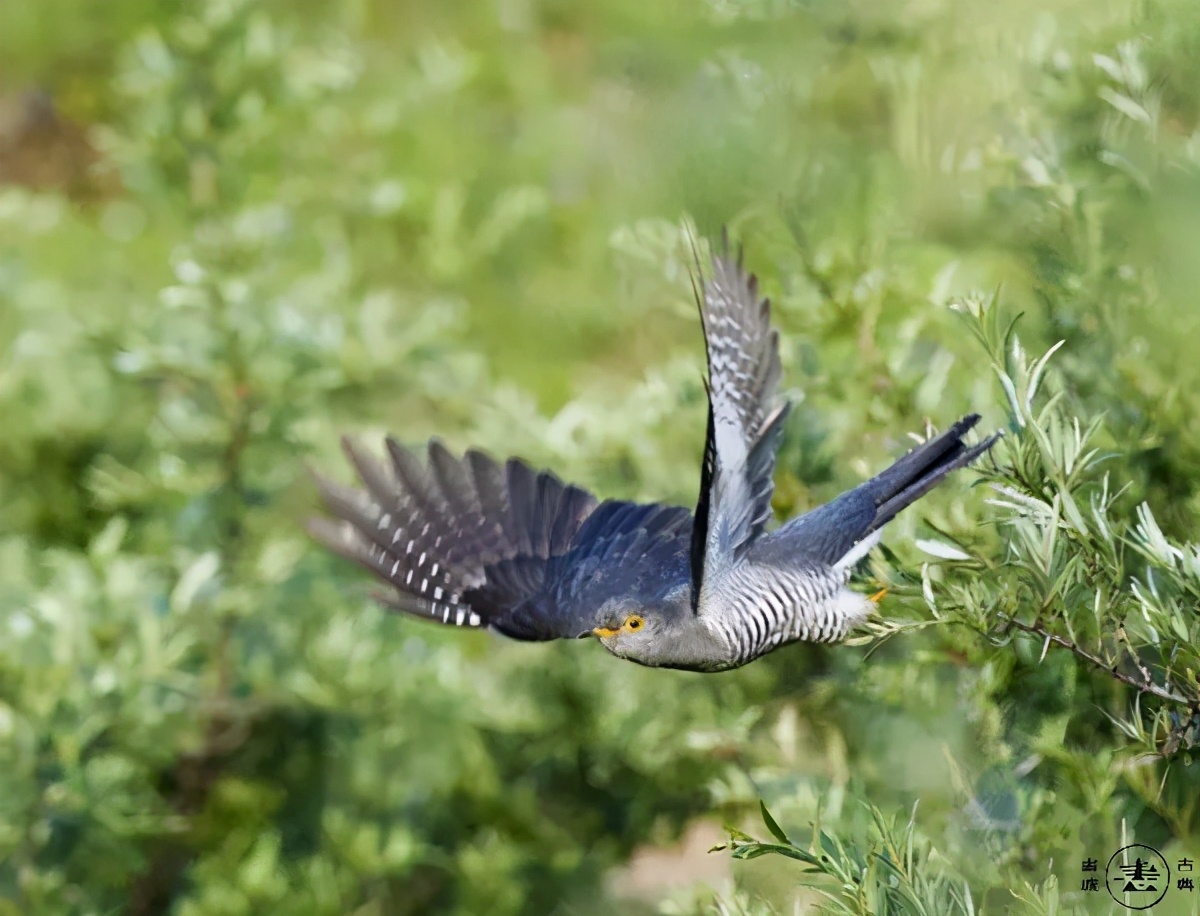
[760,800,791,845]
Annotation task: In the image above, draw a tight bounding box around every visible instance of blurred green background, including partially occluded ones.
[3,0,1200,913]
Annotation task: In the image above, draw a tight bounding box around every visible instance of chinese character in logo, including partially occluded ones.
[1181,858,1194,872]
[1179,877,1195,892]
[1118,857,1160,892]
[1081,877,1100,892]
[1082,858,1098,872]
[1105,844,1169,910]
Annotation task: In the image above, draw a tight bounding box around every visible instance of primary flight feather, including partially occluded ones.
[310,238,998,671]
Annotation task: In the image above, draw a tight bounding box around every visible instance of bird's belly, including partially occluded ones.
[705,568,868,666]
[777,587,872,644]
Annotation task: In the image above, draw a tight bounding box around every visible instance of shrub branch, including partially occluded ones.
[1003,616,1199,711]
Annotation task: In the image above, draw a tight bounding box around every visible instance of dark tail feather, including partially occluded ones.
[754,414,999,569]
[868,414,1000,532]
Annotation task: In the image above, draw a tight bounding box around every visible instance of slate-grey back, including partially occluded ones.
[310,237,998,672]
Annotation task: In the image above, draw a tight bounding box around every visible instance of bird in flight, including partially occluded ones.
[310,238,998,671]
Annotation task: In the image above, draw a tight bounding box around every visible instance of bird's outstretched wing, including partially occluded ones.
[309,439,692,640]
[690,236,790,605]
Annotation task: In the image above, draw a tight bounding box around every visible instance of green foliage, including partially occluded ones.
[3,0,1200,914]
[721,801,984,915]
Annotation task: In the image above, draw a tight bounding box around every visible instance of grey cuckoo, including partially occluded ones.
[310,241,998,671]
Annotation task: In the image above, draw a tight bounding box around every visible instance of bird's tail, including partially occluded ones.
[754,414,998,570]
[864,414,999,534]
[307,438,598,628]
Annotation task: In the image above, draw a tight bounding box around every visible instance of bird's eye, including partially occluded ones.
[625,616,644,631]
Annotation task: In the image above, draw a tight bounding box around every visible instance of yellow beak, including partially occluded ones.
[592,626,621,638]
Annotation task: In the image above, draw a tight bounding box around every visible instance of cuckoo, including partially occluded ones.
[310,239,998,671]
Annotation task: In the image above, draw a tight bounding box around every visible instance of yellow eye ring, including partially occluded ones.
[624,615,644,632]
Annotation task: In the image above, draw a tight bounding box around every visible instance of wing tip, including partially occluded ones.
[338,434,361,468]
[304,514,348,549]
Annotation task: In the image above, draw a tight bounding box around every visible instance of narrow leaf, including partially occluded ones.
[760,801,791,845]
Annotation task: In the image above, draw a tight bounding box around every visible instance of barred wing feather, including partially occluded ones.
[310,439,693,641]
[690,237,790,606]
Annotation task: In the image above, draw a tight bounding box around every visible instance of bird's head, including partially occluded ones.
[582,592,696,665]
[587,602,657,646]
[591,611,648,641]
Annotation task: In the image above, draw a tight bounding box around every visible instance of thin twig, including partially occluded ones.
[1004,617,1198,710]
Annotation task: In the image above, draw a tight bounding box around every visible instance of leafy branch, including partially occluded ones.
[1001,617,1196,711]
[927,296,1200,753]
[714,802,1001,916]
